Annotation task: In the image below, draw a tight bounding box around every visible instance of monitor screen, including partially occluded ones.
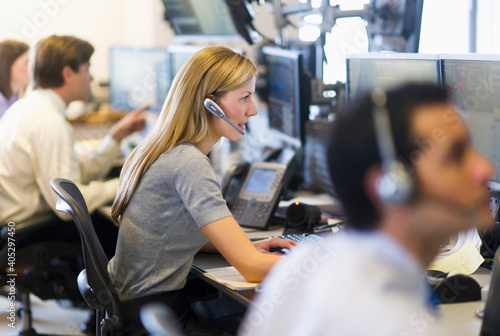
[162,0,240,42]
[302,119,336,195]
[109,46,170,113]
[346,53,441,103]
[262,46,308,148]
[441,54,500,186]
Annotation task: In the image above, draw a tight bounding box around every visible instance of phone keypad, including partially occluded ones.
[232,199,247,219]
[232,199,272,226]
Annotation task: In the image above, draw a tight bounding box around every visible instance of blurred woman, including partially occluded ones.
[0,39,30,118]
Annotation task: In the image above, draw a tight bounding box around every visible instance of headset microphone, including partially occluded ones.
[204,98,245,135]
[371,89,414,204]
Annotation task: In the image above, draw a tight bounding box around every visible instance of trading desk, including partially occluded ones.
[96,202,491,335]
[191,231,492,336]
[192,253,254,307]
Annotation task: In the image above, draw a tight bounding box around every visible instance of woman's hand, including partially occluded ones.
[252,237,298,255]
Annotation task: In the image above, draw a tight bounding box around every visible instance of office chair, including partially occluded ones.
[0,212,84,336]
[50,178,123,336]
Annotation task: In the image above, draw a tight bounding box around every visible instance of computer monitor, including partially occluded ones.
[262,46,309,149]
[167,45,244,84]
[161,0,241,43]
[345,53,441,103]
[166,45,206,81]
[441,54,500,188]
[109,46,170,113]
[302,119,336,195]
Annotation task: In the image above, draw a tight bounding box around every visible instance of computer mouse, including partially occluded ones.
[433,274,482,304]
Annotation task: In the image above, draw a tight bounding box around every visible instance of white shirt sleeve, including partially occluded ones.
[79,135,121,184]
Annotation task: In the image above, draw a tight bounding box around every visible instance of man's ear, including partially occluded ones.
[364,165,384,206]
[61,65,73,84]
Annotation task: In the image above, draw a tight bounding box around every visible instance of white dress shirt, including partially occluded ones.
[0,89,119,223]
[239,230,456,336]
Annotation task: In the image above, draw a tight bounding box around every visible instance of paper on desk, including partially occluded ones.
[428,239,484,275]
[204,266,259,291]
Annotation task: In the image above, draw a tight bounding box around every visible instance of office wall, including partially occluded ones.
[1,0,498,86]
[0,0,174,83]
[0,0,277,86]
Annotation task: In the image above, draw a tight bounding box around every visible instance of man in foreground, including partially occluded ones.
[239,83,495,335]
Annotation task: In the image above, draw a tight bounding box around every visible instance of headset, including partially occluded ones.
[204,95,245,136]
[371,89,414,204]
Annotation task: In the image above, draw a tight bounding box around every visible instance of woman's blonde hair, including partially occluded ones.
[111,46,257,224]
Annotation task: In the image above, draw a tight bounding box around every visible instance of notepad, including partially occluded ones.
[428,239,485,275]
[203,266,259,291]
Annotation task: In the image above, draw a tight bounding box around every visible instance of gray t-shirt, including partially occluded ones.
[108,143,232,301]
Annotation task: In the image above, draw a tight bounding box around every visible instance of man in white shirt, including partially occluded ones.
[0,35,146,244]
[239,84,495,335]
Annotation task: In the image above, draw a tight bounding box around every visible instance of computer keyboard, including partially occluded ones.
[272,232,325,254]
[277,232,325,245]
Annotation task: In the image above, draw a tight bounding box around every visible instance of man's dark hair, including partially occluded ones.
[327,83,449,230]
[33,35,94,89]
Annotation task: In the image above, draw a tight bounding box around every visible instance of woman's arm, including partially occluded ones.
[201,216,296,283]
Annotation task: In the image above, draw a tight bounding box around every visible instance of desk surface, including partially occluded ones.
[192,245,491,336]
[99,198,487,334]
[192,253,255,307]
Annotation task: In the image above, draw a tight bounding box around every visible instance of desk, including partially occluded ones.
[438,267,491,335]
[192,253,255,307]
[189,226,287,308]
[69,108,127,141]
[191,242,491,336]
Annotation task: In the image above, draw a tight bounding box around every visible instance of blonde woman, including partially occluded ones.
[109,46,295,334]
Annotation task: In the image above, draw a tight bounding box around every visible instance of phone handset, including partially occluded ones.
[221,162,251,209]
[204,98,245,135]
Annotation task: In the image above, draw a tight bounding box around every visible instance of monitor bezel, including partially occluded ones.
[439,53,500,62]
[345,52,441,104]
[345,52,440,60]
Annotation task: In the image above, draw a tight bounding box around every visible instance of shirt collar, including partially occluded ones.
[348,229,426,276]
[36,89,67,117]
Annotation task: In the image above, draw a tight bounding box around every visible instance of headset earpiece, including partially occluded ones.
[203,97,245,135]
[371,89,414,204]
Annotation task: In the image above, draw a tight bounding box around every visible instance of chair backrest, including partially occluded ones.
[50,178,122,327]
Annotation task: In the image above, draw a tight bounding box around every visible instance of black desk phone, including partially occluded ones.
[222,161,288,229]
